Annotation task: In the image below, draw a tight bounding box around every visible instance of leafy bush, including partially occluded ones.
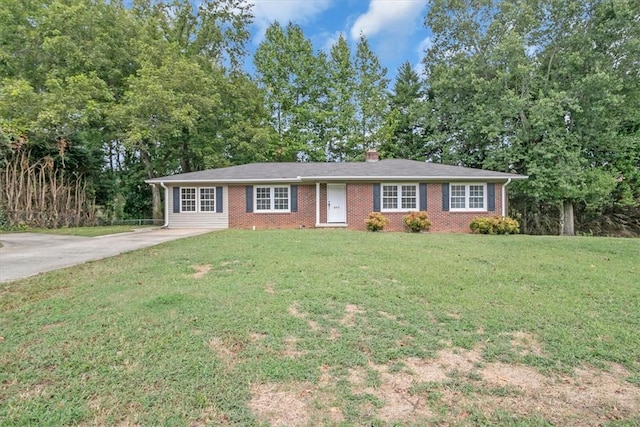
[403,211,432,232]
[365,212,389,231]
[0,210,27,232]
[470,215,520,234]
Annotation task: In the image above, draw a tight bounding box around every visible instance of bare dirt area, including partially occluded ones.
[244,304,640,426]
[249,349,639,426]
[189,264,212,279]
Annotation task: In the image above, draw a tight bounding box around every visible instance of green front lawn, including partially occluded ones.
[1,230,638,426]
[25,225,156,237]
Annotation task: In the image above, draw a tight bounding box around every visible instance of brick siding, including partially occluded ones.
[227,182,505,233]
[228,184,316,229]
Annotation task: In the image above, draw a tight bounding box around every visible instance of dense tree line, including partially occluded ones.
[419,0,640,235]
[1,0,638,235]
[0,0,273,224]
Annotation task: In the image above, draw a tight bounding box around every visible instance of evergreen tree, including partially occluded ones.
[380,62,430,160]
[353,34,390,156]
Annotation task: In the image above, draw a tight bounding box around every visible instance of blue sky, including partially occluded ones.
[248,0,431,82]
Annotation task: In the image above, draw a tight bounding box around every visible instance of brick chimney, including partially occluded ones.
[365,149,379,162]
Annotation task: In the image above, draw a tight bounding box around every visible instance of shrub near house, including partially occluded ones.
[365,212,389,231]
[470,215,520,234]
[403,211,431,233]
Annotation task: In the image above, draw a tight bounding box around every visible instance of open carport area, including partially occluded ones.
[0,228,212,282]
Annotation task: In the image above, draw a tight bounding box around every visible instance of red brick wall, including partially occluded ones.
[344,183,416,231]
[346,183,373,231]
[228,184,317,229]
[426,182,504,233]
[319,184,327,224]
[228,182,505,233]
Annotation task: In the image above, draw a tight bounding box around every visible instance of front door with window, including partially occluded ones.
[327,184,347,223]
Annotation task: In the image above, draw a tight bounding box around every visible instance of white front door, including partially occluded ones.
[327,184,347,223]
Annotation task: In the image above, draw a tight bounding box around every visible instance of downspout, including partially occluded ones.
[501,178,512,217]
[159,182,169,228]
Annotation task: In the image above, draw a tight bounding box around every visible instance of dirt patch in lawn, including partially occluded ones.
[338,304,365,326]
[189,264,211,279]
[248,382,344,427]
[350,361,434,423]
[41,321,65,332]
[282,336,307,358]
[249,338,640,426]
[207,337,244,367]
[449,360,640,426]
[507,330,545,356]
[287,303,321,331]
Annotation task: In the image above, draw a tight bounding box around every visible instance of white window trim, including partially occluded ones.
[254,185,291,213]
[180,187,197,213]
[381,183,419,213]
[449,183,487,212]
[180,186,216,213]
[199,187,216,212]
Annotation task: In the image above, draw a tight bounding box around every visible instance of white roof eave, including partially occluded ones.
[146,175,527,185]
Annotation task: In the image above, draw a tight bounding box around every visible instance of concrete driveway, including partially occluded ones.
[0,228,212,282]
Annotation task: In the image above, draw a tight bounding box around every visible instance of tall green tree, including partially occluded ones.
[253,22,325,161]
[324,34,357,161]
[422,0,640,235]
[0,0,133,225]
[354,34,390,155]
[152,0,252,71]
[1,0,269,225]
[380,62,430,160]
[116,0,264,219]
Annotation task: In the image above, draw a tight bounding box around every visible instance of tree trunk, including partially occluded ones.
[151,184,162,221]
[180,140,191,173]
[560,201,575,236]
[139,148,163,221]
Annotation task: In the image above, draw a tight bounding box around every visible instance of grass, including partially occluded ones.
[24,225,155,237]
[1,230,639,426]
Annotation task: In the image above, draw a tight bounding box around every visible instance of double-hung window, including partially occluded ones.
[199,188,216,212]
[255,186,290,212]
[450,184,486,211]
[180,187,216,212]
[381,184,418,212]
[181,188,196,212]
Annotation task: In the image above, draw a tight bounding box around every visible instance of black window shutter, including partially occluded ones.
[373,183,381,212]
[216,187,223,213]
[419,183,427,211]
[245,186,253,213]
[290,185,298,212]
[488,183,495,211]
[173,187,180,213]
[442,183,449,211]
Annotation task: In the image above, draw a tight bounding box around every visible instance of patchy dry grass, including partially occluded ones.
[1,230,639,426]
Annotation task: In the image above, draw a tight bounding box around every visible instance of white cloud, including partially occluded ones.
[412,37,432,77]
[251,0,334,42]
[350,0,426,40]
[416,36,433,55]
[318,30,345,53]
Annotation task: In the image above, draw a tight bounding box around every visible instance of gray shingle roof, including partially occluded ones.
[146,159,527,184]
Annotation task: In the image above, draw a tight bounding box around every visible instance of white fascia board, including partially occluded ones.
[145,177,303,185]
[146,175,528,185]
[299,175,528,181]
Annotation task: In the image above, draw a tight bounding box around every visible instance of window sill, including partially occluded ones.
[381,209,419,213]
